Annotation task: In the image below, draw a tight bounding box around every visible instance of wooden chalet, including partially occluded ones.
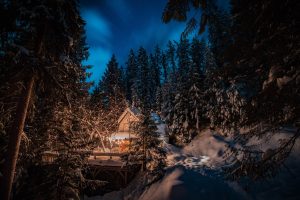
[109,107,141,153]
[109,107,168,153]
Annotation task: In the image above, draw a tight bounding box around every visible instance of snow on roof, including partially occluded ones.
[117,106,141,124]
[130,106,142,115]
[117,107,164,124]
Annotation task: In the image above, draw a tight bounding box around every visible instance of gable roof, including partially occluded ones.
[117,107,141,124]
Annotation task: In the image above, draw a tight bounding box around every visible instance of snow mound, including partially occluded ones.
[183,129,231,167]
[139,166,244,200]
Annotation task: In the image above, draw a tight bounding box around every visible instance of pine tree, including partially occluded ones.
[155,86,162,112]
[187,38,207,133]
[161,53,168,83]
[125,49,138,102]
[0,0,90,198]
[171,93,190,145]
[92,55,124,108]
[137,47,151,111]
[125,112,166,179]
[91,55,126,137]
[153,45,162,88]
[207,0,231,68]
[166,40,177,83]
[176,38,191,83]
[149,53,161,109]
[161,41,177,128]
[168,38,192,144]
[222,0,300,180]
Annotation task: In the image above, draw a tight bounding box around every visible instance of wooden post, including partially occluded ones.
[0,75,35,200]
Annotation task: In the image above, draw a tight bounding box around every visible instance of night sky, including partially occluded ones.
[80,0,186,85]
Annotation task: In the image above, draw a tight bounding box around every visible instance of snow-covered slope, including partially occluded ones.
[86,128,300,200]
[182,129,231,167]
[139,166,244,200]
[141,128,300,200]
[140,130,247,200]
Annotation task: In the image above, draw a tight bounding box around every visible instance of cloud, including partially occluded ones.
[80,7,113,88]
[106,0,131,20]
[83,47,112,85]
[128,19,185,52]
[81,8,111,48]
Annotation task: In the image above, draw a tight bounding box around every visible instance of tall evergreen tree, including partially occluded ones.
[166,40,177,83]
[176,38,191,82]
[91,55,126,138]
[161,41,177,128]
[207,0,232,68]
[161,53,168,83]
[153,45,162,87]
[125,49,138,102]
[0,0,90,198]
[169,38,192,144]
[137,47,151,111]
[92,55,124,108]
[125,112,166,178]
[188,38,207,133]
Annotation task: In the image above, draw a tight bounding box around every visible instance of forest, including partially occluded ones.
[0,0,299,199]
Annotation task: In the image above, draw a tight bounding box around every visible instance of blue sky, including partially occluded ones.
[80,0,186,85]
[80,0,229,86]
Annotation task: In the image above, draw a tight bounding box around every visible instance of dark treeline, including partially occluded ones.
[92,38,209,145]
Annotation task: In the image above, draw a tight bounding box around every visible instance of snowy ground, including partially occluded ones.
[139,131,247,200]
[85,129,300,200]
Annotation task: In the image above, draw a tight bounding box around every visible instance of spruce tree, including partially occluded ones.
[125,112,166,179]
[169,38,192,144]
[0,0,90,198]
[207,0,231,68]
[188,38,206,134]
[137,47,151,111]
[91,55,126,136]
[161,53,168,84]
[161,41,177,123]
[125,49,138,102]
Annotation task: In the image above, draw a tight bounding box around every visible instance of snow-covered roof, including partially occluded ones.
[117,106,141,124]
[130,107,142,115]
[118,107,164,124]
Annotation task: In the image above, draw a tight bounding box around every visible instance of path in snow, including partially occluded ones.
[139,139,246,200]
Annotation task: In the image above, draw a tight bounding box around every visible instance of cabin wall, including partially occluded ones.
[118,112,139,132]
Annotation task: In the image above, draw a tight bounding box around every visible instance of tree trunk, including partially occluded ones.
[142,134,146,171]
[0,75,35,200]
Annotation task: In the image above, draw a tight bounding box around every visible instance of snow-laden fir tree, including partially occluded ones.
[188,38,207,132]
[169,38,192,144]
[0,0,96,199]
[207,0,232,68]
[93,55,125,108]
[161,53,169,84]
[137,47,151,111]
[124,112,166,181]
[149,54,159,108]
[125,49,138,103]
[91,55,126,137]
[161,41,177,124]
